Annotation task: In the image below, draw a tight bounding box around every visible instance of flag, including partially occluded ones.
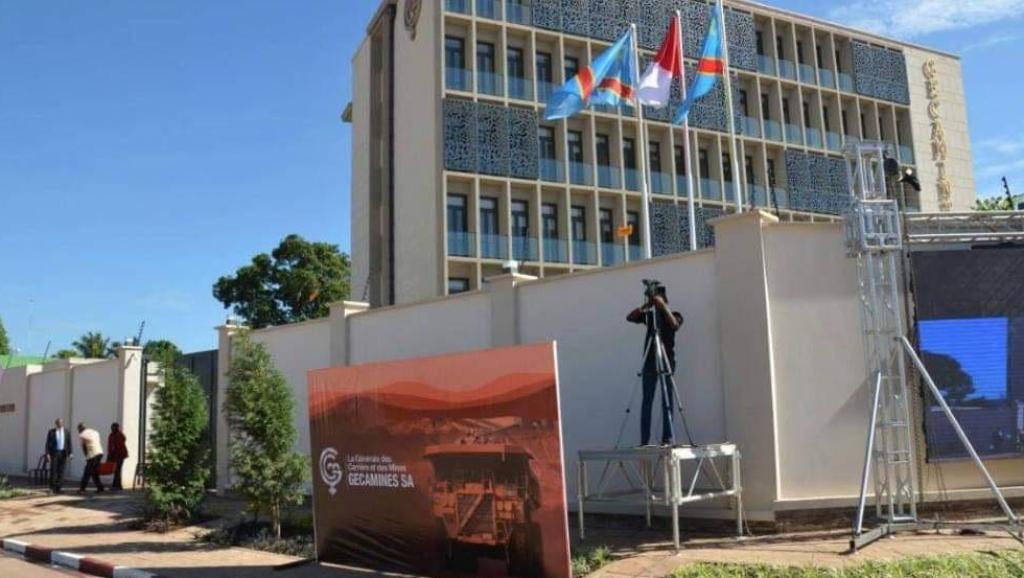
[544,29,635,120]
[589,31,639,107]
[673,4,725,125]
[637,15,683,107]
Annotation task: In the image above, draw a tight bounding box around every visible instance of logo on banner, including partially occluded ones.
[319,447,343,496]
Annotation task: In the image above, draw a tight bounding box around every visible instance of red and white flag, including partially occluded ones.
[637,15,684,107]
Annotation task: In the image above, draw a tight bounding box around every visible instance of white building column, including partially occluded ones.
[114,345,144,489]
[485,272,536,347]
[215,323,244,493]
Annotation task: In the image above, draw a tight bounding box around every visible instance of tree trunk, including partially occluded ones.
[273,503,281,540]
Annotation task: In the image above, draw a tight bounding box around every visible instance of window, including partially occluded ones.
[745,155,756,185]
[756,31,764,55]
[823,106,831,132]
[538,126,556,160]
[761,93,771,119]
[674,145,687,176]
[627,211,640,247]
[448,278,470,294]
[536,52,553,84]
[571,206,587,241]
[738,89,749,116]
[878,117,886,140]
[816,44,824,68]
[477,42,496,74]
[783,98,792,124]
[623,138,636,170]
[600,209,614,244]
[445,36,465,70]
[767,159,777,186]
[596,134,611,167]
[507,47,525,79]
[699,149,709,178]
[480,197,499,237]
[796,40,804,64]
[722,153,733,183]
[511,200,529,239]
[835,49,843,73]
[564,56,579,81]
[842,109,849,135]
[447,195,468,232]
[860,113,867,137]
[649,142,662,173]
[567,130,584,163]
[776,35,785,59]
[802,101,811,128]
[542,203,559,239]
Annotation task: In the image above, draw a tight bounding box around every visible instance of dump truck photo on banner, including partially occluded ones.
[308,342,571,578]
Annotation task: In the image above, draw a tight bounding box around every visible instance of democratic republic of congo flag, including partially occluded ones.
[673,4,725,125]
[545,29,635,120]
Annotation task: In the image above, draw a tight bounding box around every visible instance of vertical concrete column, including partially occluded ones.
[215,324,244,493]
[711,210,781,520]
[114,345,144,489]
[485,273,537,348]
[329,301,371,366]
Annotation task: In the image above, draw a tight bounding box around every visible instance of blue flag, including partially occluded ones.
[673,5,725,125]
[545,29,635,120]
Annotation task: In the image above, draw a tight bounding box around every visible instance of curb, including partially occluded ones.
[1,538,165,578]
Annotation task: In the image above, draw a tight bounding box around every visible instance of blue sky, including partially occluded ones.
[919,317,1009,401]
[2,1,1024,354]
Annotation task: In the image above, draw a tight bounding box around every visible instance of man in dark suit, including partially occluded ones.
[45,418,72,493]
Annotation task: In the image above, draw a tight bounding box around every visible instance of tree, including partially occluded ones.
[225,333,307,538]
[974,195,1015,211]
[213,234,351,329]
[0,316,9,356]
[147,352,210,523]
[922,351,975,405]
[72,331,114,358]
[55,349,77,360]
[144,339,183,362]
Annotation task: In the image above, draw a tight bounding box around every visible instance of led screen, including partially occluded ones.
[912,248,1024,460]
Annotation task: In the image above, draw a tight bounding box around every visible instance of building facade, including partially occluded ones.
[349,0,975,307]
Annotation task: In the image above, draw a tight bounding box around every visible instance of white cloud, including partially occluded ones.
[972,135,1024,197]
[961,31,1021,52]
[828,0,1024,39]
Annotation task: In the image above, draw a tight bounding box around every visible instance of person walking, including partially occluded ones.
[45,419,72,493]
[106,422,128,491]
[77,423,105,493]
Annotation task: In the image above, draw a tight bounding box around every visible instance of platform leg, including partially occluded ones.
[733,451,743,538]
[671,457,681,551]
[577,460,586,541]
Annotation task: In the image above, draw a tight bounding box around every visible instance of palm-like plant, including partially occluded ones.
[72,332,113,359]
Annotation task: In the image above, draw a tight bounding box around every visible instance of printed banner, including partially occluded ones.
[308,342,571,578]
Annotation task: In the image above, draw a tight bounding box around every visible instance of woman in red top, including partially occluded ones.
[107,423,128,491]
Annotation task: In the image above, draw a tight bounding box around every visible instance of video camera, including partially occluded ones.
[642,279,664,301]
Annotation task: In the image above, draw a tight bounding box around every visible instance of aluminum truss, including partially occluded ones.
[844,141,1024,551]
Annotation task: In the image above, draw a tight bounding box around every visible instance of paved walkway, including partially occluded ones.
[1,485,1021,577]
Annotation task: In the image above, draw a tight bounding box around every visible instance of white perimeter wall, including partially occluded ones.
[0,366,38,473]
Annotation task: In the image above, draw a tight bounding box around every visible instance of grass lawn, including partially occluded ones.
[672,551,1024,578]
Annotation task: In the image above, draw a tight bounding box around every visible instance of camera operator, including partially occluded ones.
[627,282,684,447]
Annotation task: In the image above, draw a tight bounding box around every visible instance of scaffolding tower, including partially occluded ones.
[842,141,1024,552]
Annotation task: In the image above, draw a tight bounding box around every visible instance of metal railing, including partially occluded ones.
[477,71,504,96]
[757,54,776,75]
[904,212,1024,245]
[597,165,620,189]
[569,162,593,185]
[601,243,624,267]
[785,123,803,145]
[506,1,531,24]
[701,178,722,200]
[446,68,472,91]
[724,181,737,203]
[741,115,762,138]
[764,119,783,142]
[675,174,690,197]
[572,240,597,265]
[511,236,538,261]
[806,127,823,149]
[838,72,854,92]
[624,168,641,191]
[898,144,915,165]
[798,63,816,85]
[480,233,508,260]
[477,0,500,19]
[628,244,643,261]
[537,80,556,102]
[818,68,835,89]
[543,238,568,263]
[827,131,843,152]
[650,171,672,195]
[540,158,564,182]
[447,231,476,257]
[778,59,797,80]
[508,76,532,100]
[446,0,470,14]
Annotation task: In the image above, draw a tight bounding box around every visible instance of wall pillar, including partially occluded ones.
[484,273,537,347]
[215,324,244,493]
[710,210,781,519]
[114,345,144,489]
[329,301,371,365]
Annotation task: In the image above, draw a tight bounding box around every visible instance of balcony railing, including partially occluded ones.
[740,115,761,138]
[650,171,672,195]
[724,181,737,204]
[506,1,531,24]
[446,68,472,92]
[899,144,915,165]
[624,168,641,191]
[597,165,620,189]
[628,244,643,261]
[508,76,532,100]
[675,174,691,198]
[785,123,803,145]
[480,233,508,260]
[749,184,767,207]
[540,158,564,182]
[592,104,620,115]
[772,186,790,209]
[477,0,500,19]
[700,178,722,201]
[838,72,854,92]
[511,236,538,261]
[757,54,776,75]
[447,231,476,257]
[778,59,797,80]
[537,80,556,102]
[601,243,625,267]
[446,0,470,14]
[764,119,783,142]
[826,131,842,152]
[818,68,835,89]
[569,161,593,185]
[543,238,568,263]
[806,127,823,149]
[798,63,816,85]
[477,71,503,96]
[572,240,597,265]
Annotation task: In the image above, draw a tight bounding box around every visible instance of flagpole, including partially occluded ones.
[676,11,698,252]
[715,0,745,212]
[631,23,654,260]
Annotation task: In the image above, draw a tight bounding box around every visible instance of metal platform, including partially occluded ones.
[576,443,742,551]
[904,211,1024,245]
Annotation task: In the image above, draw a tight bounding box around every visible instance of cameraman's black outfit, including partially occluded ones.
[628,303,684,446]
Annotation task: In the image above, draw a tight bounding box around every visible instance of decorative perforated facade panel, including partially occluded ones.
[533,0,562,30]
[851,41,909,105]
[650,201,721,254]
[509,106,540,179]
[783,150,850,214]
[477,102,511,176]
[444,99,540,179]
[725,9,756,72]
[562,0,590,37]
[443,98,477,173]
